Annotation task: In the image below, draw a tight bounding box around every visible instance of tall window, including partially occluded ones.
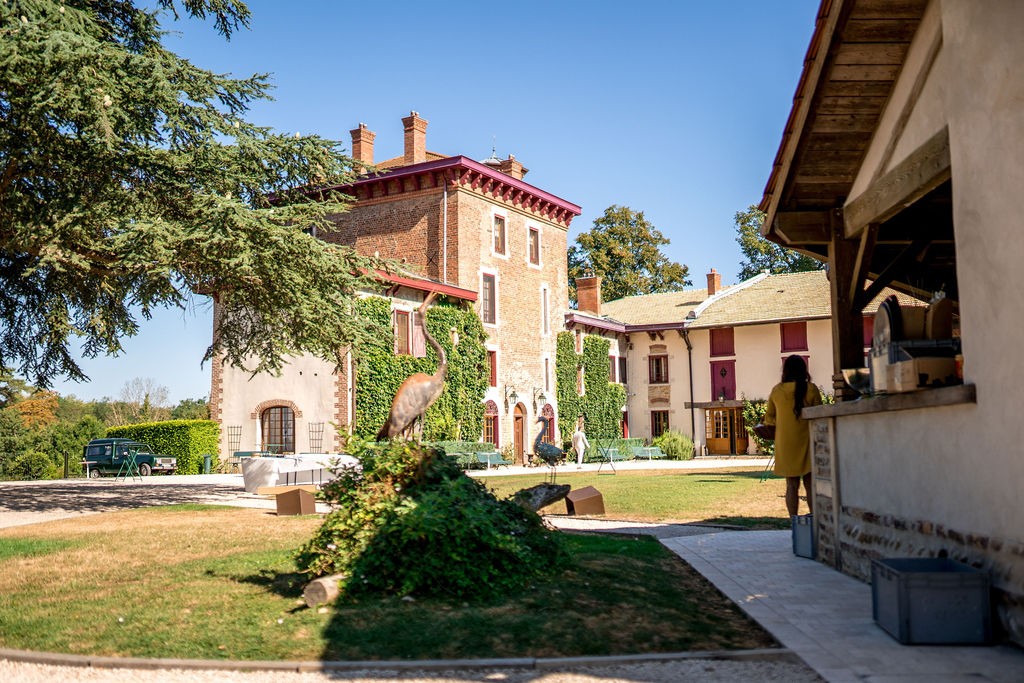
[619,357,628,385]
[394,310,411,355]
[487,350,497,387]
[493,215,506,255]
[541,286,550,335]
[528,227,540,265]
[651,410,669,439]
[780,321,808,352]
[609,355,617,382]
[261,406,294,454]
[544,357,551,392]
[483,401,499,447]
[481,273,496,324]
[649,354,669,384]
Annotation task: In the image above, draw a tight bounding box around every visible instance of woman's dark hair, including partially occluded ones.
[782,355,810,417]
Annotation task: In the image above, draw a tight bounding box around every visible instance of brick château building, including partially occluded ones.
[211,113,581,463]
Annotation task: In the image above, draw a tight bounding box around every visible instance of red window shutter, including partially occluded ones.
[863,315,874,348]
[780,321,808,352]
[710,328,735,356]
[411,311,426,357]
[488,350,497,387]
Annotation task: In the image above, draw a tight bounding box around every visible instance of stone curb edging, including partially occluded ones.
[0,646,798,673]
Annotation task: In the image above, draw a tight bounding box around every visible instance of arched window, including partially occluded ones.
[483,400,499,447]
[541,403,557,445]
[261,406,295,454]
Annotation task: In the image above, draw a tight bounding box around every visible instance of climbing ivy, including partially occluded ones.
[554,331,626,446]
[352,296,488,442]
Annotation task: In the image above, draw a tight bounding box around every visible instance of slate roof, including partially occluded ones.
[600,271,925,329]
[600,288,713,326]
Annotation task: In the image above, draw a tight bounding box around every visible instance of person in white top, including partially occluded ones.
[571,417,590,468]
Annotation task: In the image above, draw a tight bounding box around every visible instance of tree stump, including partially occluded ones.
[513,483,571,512]
[303,573,345,607]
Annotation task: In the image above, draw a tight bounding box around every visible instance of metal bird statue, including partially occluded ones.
[534,416,564,483]
[376,293,448,441]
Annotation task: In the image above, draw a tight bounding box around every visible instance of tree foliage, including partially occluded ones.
[0,0,393,388]
[735,205,823,281]
[567,205,690,305]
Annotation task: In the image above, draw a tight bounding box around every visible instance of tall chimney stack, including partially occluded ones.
[350,123,375,165]
[576,275,602,315]
[707,268,721,296]
[401,111,428,165]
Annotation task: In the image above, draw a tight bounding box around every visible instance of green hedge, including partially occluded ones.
[106,420,220,475]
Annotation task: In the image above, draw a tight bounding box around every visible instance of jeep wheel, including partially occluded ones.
[89,468,101,479]
[138,463,152,477]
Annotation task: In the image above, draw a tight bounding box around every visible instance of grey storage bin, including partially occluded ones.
[871,557,991,644]
[792,513,815,559]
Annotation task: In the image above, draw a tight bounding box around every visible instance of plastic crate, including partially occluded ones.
[792,514,815,559]
[871,557,991,644]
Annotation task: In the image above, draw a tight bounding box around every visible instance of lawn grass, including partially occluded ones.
[481,467,792,529]
[0,505,777,660]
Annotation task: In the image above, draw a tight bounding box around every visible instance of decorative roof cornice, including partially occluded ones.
[331,156,582,228]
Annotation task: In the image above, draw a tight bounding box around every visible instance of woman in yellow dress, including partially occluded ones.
[764,355,822,516]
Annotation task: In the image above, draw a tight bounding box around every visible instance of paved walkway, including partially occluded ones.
[3,468,1024,681]
[662,529,1024,683]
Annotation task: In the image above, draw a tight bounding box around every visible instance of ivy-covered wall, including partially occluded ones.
[555,331,626,446]
[353,296,489,442]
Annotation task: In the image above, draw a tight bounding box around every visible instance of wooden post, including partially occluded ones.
[828,208,866,401]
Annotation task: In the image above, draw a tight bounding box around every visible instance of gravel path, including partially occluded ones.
[0,657,823,682]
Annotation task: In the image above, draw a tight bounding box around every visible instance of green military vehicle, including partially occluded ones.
[82,438,177,478]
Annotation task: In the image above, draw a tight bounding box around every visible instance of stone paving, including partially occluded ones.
[664,530,1024,683]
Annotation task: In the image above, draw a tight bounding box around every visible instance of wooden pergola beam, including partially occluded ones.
[774,211,832,244]
[844,126,951,238]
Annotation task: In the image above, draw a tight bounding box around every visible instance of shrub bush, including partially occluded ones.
[653,430,695,460]
[8,450,59,480]
[106,420,220,474]
[741,398,774,457]
[295,439,568,601]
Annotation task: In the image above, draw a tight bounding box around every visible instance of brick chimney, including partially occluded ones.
[401,111,428,165]
[497,154,528,180]
[707,268,721,296]
[576,275,602,315]
[350,123,375,165]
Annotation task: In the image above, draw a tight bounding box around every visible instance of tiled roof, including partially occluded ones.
[376,152,449,169]
[600,288,713,325]
[600,271,926,329]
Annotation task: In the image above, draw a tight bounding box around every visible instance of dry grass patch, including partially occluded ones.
[0,504,779,661]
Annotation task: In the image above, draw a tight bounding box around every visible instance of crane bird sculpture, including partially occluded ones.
[376,292,448,441]
[533,416,564,483]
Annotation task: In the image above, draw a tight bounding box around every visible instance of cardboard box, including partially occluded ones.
[886,357,957,393]
[565,486,605,515]
[872,557,991,644]
[276,488,316,516]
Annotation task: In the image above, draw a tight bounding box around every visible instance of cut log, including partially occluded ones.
[513,483,571,512]
[303,573,345,607]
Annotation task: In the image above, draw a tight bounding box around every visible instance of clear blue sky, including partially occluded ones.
[50,0,819,404]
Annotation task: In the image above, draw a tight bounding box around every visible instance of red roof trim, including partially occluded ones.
[375,270,477,302]
[334,156,582,219]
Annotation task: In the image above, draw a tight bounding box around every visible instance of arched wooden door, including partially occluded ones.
[513,403,526,464]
